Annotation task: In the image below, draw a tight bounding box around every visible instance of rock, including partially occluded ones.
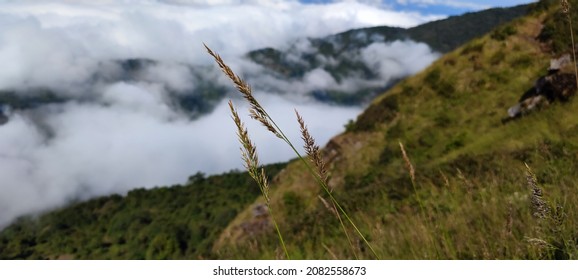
[506,55,577,120]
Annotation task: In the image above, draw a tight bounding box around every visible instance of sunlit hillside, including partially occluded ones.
[1,0,577,260]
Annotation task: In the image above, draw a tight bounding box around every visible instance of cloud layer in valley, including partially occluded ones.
[0,0,446,228]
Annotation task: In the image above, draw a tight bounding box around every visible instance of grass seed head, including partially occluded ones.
[399,141,415,184]
[296,110,328,185]
[561,0,570,15]
[524,163,550,219]
[205,44,281,138]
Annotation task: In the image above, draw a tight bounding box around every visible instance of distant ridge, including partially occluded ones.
[247,4,531,104]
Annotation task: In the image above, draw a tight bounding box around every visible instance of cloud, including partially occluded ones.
[0,0,441,228]
[360,41,439,80]
[239,38,440,100]
[0,94,361,227]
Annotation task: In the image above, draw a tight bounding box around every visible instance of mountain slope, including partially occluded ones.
[249,4,531,66]
[0,164,285,259]
[246,4,531,105]
[1,0,578,260]
[0,4,530,123]
[406,4,530,53]
[213,1,578,259]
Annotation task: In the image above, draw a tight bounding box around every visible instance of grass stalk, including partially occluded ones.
[561,0,578,88]
[399,141,440,258]
[228,100,290,259]
[206,44,379,259]
[525,163,550,220]
[398,141,425,214]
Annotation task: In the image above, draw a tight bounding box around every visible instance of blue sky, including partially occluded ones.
[299,0,537,16]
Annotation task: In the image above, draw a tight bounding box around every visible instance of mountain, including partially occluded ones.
[2,0,578,259]
[0,4,530,122]
[0,59,227,120]
[247,4,531,105]
[0,164,286,259]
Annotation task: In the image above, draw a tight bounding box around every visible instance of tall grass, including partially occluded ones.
[561,0,578,87]
[204,44,379,259]
[228,100,289,259]
[203,2,578,259]
[398,141,441,258]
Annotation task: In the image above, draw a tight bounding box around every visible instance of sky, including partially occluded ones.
[0,0,536,228]
[300,0,536,15]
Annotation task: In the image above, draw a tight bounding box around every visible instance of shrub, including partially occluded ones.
[491,24,517,41]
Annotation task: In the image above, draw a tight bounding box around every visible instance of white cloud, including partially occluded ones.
[240,38,440,98]
[360,40,438,81]
[0,94,361,227]
[0,0,442,228]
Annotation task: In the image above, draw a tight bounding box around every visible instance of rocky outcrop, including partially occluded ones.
[506,55,577,120]
[236,204,271,238]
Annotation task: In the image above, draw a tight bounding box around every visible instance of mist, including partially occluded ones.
[0,0,441,228]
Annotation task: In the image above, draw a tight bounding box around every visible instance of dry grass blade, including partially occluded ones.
[322,243,339,260]
[439,170,450,188]
[317,195,336,215]
[524,163,550,219]
[229,100,288,258]
[399,141,415,184]
[317,194,358,259]
[229,101,268,198]
[399,141,440,257]
[208,44,379,259]
[296,110,328,185]
[560,0,578,88]
[526,237,556,250]
[206,45,252,100]
[561,0,570,14]
[206,44,281,139]
[456,168,474,194]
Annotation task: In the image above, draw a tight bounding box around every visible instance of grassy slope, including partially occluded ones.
[406,4,530,53]
[1,1,577,260]
[246,5,530,106]
[213,1,578,259]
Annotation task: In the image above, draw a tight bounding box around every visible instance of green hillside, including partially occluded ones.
[247,4,531,105]
[0,164,286,259]
[0,4,530,117]
[1,0,578,259]
[214,0,578,259]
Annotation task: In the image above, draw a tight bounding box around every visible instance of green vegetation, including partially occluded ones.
[247,4,530,106]
[1,0,578,260]
[538,0,578,55]
[208,44,379,258]
[0,164,286,259]
[408,4,529,52]
[212,0,578,259]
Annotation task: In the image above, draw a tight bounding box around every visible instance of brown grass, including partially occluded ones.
[561,0,578,88]
[206,44,281,139]
[525,163,550,219]
[398,141,415,184]
[205,44,380,259]
[296,110,328,186]
[228,99,289,259]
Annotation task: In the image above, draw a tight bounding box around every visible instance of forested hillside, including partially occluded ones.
[1,0,577,259]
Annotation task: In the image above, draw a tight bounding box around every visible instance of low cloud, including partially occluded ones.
[360,41,438,81]
[240,39,440,100]
[0,0,440,228]
[0,94,360,227]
